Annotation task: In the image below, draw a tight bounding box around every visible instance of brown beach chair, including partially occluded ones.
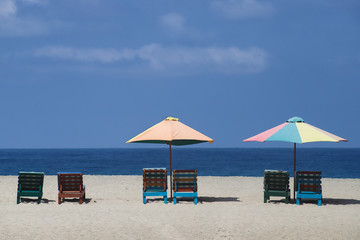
[58,172,86,204]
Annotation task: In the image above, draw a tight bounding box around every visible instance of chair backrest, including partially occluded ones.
[58,173,84,192]
[173,170,197,192]
[264,170,289,191]
[296,171,322,193]
[18,172,44,191]
[143,168,167,192]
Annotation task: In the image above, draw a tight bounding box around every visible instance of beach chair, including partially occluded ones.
[58,172,86,204]
[296,171,322,206]
[17,172,44,204]
[143,168,168,204]
[173,170,198,205]
[264,170,290,204]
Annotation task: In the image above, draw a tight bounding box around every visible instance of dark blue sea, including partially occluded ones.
[0,148,359,178]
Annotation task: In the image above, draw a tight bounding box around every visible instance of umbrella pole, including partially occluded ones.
[169,142,172,199]
[293,143,296,200]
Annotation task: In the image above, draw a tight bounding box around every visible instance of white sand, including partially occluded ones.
[1,175,360,240]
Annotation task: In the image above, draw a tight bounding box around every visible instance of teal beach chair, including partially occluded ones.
[296,171,322,206]
[173,170,198,205]
[143,168,168,204]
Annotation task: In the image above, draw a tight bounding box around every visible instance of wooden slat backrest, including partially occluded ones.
[264,171,289,191]
[296,171,322,193]
[143,168,167,192]
[18,172,44,191]
[173,170,197,192]
[58,173,84,192]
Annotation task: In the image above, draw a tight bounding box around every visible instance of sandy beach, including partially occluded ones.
[1,175,359,240]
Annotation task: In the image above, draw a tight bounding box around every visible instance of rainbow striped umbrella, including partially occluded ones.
[244,116,347,199]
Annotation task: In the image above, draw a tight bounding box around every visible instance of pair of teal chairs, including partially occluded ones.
[263,170,322,206]
[17,171,85,204]
[142,168,198,205]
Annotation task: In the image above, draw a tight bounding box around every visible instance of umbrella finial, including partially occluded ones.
[165,117,179,121]
[287,117,304,123]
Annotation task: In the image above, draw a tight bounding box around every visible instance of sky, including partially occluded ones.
[0,0,359,148]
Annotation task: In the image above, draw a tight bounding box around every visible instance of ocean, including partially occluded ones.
[0,148,359,178]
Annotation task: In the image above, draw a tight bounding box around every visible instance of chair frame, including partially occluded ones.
[296,171,322,206]
[264,170,290,204]
[17,171,44,204]
[143,168,168,204]
[173,169,198,205]
[58,172,86,204]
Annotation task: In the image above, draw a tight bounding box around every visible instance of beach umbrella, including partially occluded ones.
[243,116,347,199]
[126,117,213,198]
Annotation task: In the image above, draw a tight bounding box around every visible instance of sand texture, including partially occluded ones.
[1,175,360,240]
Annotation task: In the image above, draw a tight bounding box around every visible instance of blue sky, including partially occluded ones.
[0,0,359,148]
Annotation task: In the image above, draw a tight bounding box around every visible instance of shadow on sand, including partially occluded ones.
[19,198,56,204]
[322,198,360,205]
[269,198,360,205]
[198,196,241,203]
[59,198,92,204]
[145,196,241,204]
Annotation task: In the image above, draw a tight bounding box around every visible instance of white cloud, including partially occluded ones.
[211,0,275,19]
[0,0,47,36]
[35,44,268,74]
[0,0,17,18]
[159,13,186,34]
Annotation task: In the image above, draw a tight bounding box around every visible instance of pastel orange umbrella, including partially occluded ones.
[127,117,213,198]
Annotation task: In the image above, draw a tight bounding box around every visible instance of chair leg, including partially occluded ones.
[37,197,41,204]
[17,194,20,204]
[318,199,322,206]
[264,196,268,203]
[194,197,198,205]
[58,195,61,204]
[164,196,167,204]
[143,196,146,204]
[173,197,177,205]
[79,197,83,204]
[285,197,289,204]
[296,198,300,205]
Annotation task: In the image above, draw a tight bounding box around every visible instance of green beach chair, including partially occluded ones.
[264,170,290,204]
[173,169,198,205]
[17,171,44,204]
[143,168,168,204]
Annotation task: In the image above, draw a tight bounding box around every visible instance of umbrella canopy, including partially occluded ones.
[244,116,347,199]
[127,117,213,198]
[127,117,214,145]
[244,117,347,144]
